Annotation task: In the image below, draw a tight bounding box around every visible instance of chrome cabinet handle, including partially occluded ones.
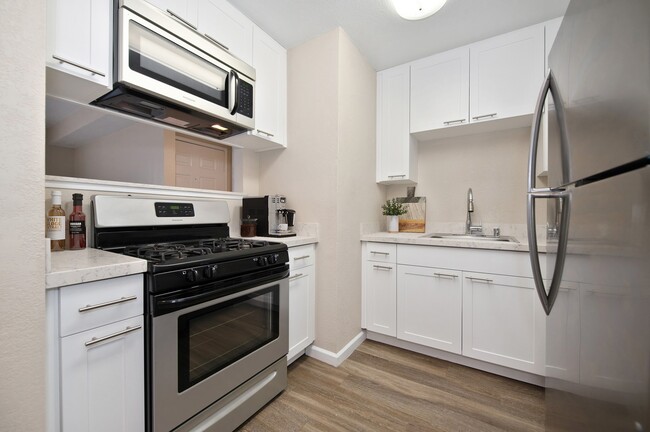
[256,129,275,138]
[467,276,493,284]
[434,273,458,279]
[373,265,393,271]
[166,9,198,30]
[443,118,466,125]
[85,325,142,347]
[471,112,497,120]
[78,295,138,312]
[203,33,230,51]
[289,273,305,280]
[369,251,389,256]
[293,255,311,261]
[52,55,106,77]
[387,175,406,179]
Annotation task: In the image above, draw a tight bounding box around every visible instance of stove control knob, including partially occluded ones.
[268,254,278,264]
[258,256,268,267]
[203,265,218,279]
[185,269,199,282]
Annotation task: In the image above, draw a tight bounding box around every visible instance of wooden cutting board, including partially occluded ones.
[396,196,426,233]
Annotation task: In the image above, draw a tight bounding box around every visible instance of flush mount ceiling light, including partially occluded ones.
[390,0,448,20]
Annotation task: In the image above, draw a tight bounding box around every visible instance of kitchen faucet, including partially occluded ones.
[465,188,483,235]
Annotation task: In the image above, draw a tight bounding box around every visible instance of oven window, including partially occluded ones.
[128,20,229,109]
[177,285,279,392]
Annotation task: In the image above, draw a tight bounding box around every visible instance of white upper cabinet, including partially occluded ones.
[376,64,417,184]
[46,0,112,101]
[196,0,253,65]
[410,46,470,133]
[469,23,545,123]
[225,25,288,150]
[145,0,199,28]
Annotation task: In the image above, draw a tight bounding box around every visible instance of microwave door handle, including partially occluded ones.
[229,69,240,115]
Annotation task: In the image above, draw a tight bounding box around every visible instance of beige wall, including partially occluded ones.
[259,28,383,353]
[0,1,46,431]
[387,127,533,232]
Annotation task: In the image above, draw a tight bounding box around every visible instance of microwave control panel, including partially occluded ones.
[237,81,253,118]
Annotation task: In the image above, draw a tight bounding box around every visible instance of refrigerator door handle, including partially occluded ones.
[528,69,570,192]
[527,69,572,316]
[527,190,571,315]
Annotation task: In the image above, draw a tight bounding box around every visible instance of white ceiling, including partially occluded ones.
[228,0,569,71]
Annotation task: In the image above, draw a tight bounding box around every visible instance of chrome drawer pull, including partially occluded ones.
[293,255,310,260]
[166,9,198,30]
[443,118,466,125]
[256,129,275,137]
[85,325,142,347]
[52,55,106,77]
[203,33,229,51]
[373,265,393,271]
[467,276,493,284]
[434,273,458,279]
[78,295,138,312]
[472,112,497,120]
[387,175,406,178]
[289,273,304,280]
[369,251,389,256]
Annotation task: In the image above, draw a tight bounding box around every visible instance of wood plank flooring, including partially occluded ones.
[238,340,545,431]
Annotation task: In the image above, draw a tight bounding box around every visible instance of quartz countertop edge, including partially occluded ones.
[46,248,148,289]
[361,232,547,253]
[247,235,318,248]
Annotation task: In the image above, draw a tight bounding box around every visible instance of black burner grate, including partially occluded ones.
[122,238,271,263]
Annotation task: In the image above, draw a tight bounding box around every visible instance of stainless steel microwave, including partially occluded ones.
[92,0,255,140]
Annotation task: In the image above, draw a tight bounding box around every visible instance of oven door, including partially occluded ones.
[150,276,288,432]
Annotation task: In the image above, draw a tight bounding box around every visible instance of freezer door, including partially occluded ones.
[546,0,650,189]
[545,166,650,431]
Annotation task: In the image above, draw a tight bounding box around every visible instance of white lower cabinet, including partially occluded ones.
[462,272,545,375]
[47,274,145,432]
[287,244,316,363]
[60,315,144,432]
[362,242,547,378]
[397,265,462,354]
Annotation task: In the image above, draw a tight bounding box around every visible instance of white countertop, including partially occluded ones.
[361,232,546,253]
[246,235,318,248]
[46,248,148,290]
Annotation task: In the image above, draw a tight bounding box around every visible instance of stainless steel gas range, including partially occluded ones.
[93,195,289,432]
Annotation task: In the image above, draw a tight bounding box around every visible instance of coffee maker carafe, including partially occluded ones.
[242,195,297,237]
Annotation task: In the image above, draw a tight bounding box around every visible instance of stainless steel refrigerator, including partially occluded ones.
[526,0,650,430]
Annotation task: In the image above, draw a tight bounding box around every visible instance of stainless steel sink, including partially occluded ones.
[422,233,519,243]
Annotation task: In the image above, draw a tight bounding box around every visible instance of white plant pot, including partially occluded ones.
[387,215,399,233]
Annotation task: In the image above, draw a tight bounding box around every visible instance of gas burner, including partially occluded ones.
[124,243,213,262]
[199,238,270,252]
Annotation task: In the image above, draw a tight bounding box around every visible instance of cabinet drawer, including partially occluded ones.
[59,274,144,337]
[365,242,397,263]
[288,245,315,270]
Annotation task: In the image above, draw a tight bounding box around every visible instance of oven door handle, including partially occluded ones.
[154,268,289,314]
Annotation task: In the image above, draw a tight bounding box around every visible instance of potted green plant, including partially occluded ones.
[382,198,407,233]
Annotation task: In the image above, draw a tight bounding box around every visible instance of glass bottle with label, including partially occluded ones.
[46,191,66,251]
[68,193,86,250]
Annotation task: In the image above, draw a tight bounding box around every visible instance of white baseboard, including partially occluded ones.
[305,331,366,367]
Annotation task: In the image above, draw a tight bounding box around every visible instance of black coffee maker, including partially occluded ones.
[242,195,297,237]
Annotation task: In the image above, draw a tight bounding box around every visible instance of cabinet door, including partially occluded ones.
[252,26,287,146]
[410,46,469,133]
[288,266,315,361]
[196,0,253,65]
[60,316,144,432]
[145,0,198,28]
[376,64,417,184]
[47,0,111,87]
[462,272,545,374]
[364,261,397,337]
[469,24,544,123]
[397,266,462,354]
